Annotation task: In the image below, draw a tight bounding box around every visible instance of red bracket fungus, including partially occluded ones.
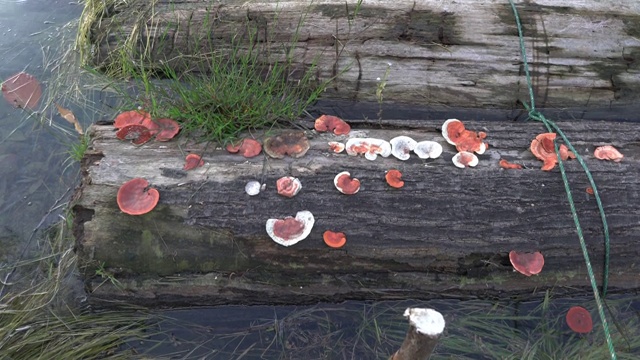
[594,145,623,162]
[116,178,160,215]
[509,251,544,276]
[226,138,262,158]
[334,171,361,194]
[530,133,575,171]
[266,210,315,247]
[153,118,180,141]
[414,140,443,159]
[116,124,154,145]
[566,306,593,334]
[390,136,417,160]
[114,110,152,129]
[499,159,523,170]
[323,230,347,248]
[452,151,479,168]
[314,115,351,135]
[263,131,310,158]
[385,169,404,188]
[345,138,391,160]
[2,72,42,110]
[276,176,302,198]
[183,154,204,170]
[441,119,487,154]
[328,141,345,153]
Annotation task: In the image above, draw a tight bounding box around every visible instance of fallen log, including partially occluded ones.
[72,119,640,307]
[81,0,640,109]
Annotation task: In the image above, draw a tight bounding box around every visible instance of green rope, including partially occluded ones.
[508,1,616,358]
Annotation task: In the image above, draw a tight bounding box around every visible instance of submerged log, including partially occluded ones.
[73,119,640,307]
[84,0,640,108]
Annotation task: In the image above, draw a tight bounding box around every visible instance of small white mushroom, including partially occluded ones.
[390,136,418,160]
[245,180,262,196]
[414,141,443,159]
[265,210,315,247]
[452,151,479,168]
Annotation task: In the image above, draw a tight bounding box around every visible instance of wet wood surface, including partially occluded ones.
[73,119,640,306]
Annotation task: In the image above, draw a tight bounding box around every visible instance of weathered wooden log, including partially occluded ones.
[72,119,640,307]
[85,0,640,108]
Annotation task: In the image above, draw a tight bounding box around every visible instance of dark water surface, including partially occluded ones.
[1,1,639,359]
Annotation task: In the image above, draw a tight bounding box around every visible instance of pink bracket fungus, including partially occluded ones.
[114,110,152,129]
[452,151,479,168]
[414,140,443,159]
[323,230,347,248]
[509,250,544,276]
[385,169,404,188]
[345,138,391,160]
[566,306,593,334]
[116,178,160,215]
[266,210,315,247]
[183,154,204,170]
[499,159,523,170]
[594,145,623,162]
[390,136,417,160]
[245,180,262,196]
[263,131,310,158]
[441,119,487,154]
[314,115,351,135]
[334,171,361,194]
[116,124,154,145]
[153,118,180,141]
[2,72,42,110]
[530,133,574,171]
[328,141,345,153]
[276,176,302,198]
[226,138,262,158]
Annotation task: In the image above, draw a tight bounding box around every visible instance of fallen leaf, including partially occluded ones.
[2,72,42,110]
[55,103,84,135]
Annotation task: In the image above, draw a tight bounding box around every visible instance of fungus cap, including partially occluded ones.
[334,171,360,194]
[263,131,310,158]
[226,138,262,158]
[414,140,443,159]
[345,138,391,160]
[385,169,404,188]
[452,151,479,168]
[183,154,204,170]
[276,176,302,198]
[441,119,465,146]
[499,159,523,170]
[390,136,417,160]
[328,141,345,153]
[594,145,623,162]
[114,110,151,129]
[314,115,351,135]
[154,118,180,141]
[323,230,347,248]
[266,210,315,247]
[1,72,42,110]
[116,178,160,215]
[530,133,559,171]
[566,306,593,334]
[403,308,446,337]
[115,124,153,145]
[509,250,544,276]
[245,180,262,196]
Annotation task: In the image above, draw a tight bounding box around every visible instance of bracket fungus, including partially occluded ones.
[153,118,180,141]
[509,251,544,276]
[314,115,351,135]
[226,138,262,158]
[263,131,310,158]
[116,178,160,215]
[566,306,593,334]
[2,72,42,110]
[183,154,204,170]
[245,180,262,196]
[345,138,391,160]
[390,136,417,160]
[116,125,154,145]
[385,169,405,188]
[328,141,345,153]
[594,145,623,162]
[414,140,443,159]
[276,176,302,198]
[452,151,479,168]
[499,159,523,170]
[441,119,487,154]
[266,210,315,247]
[334,171,361,194]
[323,230,347,248]
[114,110,152,129]
[530,133,574,171]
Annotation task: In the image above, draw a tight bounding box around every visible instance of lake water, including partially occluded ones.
[1,1,638,359]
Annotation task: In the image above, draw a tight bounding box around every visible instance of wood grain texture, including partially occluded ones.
[87,0,640,108]
[73,119,640,306]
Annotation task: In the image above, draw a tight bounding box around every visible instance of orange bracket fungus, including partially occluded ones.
[530,133,574,171]
[452,151,479,168]
[594,145,623,162]
[183,154,204,170]
[263,131,310,158]
[390,136,418,160]
[245,180,263,196]
[116,125,154,145]
[345,138,391,160]
[266,210,315,247]
[153,118,180,141]
[441,119,487,154]
[323,230,347,248]
[414,140,443,159]
[116,178,160,215]
[385,169,405,188]
[499,159,523,170]
[276,176,302,198]
[328,141,345,153]
[509,251,544,276]
[314,115,351,135]
[334,171,361,194]
[226,138,262,158]
[2,72,42,110]
[566,306,593,334]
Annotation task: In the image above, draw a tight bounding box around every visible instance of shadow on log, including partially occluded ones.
[72,119,640,307]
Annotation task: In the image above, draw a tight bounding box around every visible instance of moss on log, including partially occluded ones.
[73,119,640,306]
[82,0,640,108]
